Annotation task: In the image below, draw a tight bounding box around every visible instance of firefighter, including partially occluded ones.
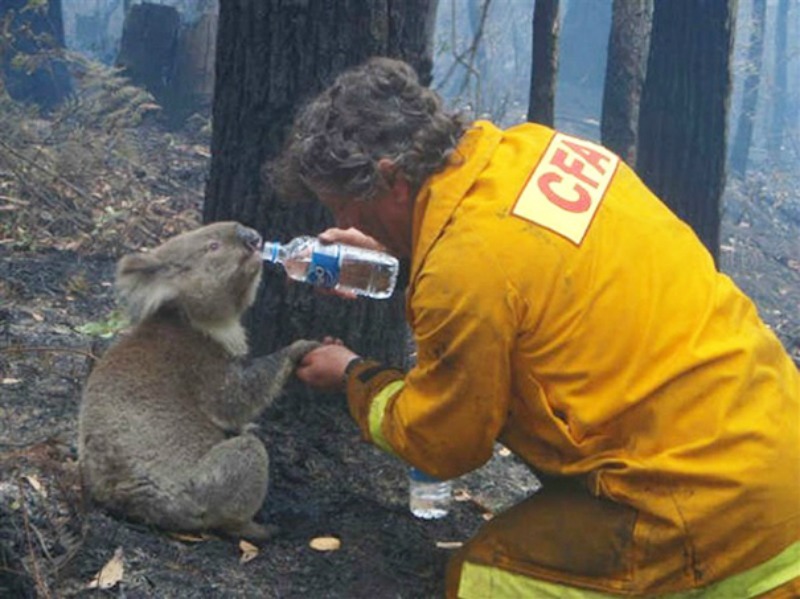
[276,57,800,597]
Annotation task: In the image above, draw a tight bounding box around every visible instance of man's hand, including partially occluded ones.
[318,227,387,252]
[296,339,360,393]
[314,228,388,300]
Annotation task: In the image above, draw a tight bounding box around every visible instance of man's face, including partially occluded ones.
[318,175,414,258]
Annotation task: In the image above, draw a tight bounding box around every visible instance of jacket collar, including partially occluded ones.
[409,120,503,288]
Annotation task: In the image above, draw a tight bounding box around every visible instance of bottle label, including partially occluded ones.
[306,245,341,288]
[409,467,443,483]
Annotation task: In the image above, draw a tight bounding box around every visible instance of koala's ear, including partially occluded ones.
[117,252,162,277]
[116,252,176,323]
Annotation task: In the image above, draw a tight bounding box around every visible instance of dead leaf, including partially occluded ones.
[309,536,341,552]
[239,540,259,564]
[22,475,46,498]
[435,541,463,549]
[168,531,209,543]
[453,488,472,502]
[87,547,124,590]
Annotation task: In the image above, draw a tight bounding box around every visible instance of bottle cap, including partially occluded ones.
[261,241,279,262]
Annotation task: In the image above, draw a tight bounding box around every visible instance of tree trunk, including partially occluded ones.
[0,0,72,110]
[637,1,736,264]
[116,3,180,106]
[169,10,217,124]
[601,0,653,165]
[528,0,559,126]
[204,0,438,362]
[729,0,766,179]
[768,0,789,162]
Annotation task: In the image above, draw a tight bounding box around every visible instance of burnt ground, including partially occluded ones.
[0,246,539,598]
[0,118,541,598]
[1,130,798,598]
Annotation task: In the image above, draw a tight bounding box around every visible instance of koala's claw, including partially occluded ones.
[286,339,322,363]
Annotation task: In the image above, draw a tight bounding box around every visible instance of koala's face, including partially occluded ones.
[117,222,264,325]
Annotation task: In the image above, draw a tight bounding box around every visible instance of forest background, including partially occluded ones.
[1,0,798,597]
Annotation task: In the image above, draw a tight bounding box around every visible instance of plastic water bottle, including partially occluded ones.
[262,236,399,299]
[409,467,452,519]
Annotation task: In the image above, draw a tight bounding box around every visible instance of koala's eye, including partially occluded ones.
[208,240,221,252]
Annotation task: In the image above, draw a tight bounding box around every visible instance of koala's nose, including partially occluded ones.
[236,224,262,251]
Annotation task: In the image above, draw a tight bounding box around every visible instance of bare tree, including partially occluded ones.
[435,0,493,115]
[730,0,767,179]
[204,1,438,362]
[601,0,653,165]
[527,0,559,126]
[768,0,789,162]
[637,0,736,263]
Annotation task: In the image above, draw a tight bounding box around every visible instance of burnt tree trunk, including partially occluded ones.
[730,0,766,179]
[169,10,217,124]
[601,0,653,165]
[528,0,559,126]
[0,0,71,110]
[116,3,180,107]
[637,0,736,264]
[204,1,438,362]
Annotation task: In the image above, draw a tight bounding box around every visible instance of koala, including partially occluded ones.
[78,221,319,541]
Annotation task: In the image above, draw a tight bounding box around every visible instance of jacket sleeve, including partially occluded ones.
[346,228,519,480]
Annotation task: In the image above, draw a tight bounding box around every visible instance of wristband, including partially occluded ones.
[343,356,366,384]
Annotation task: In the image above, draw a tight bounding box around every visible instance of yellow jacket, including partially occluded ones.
[345,121,800,592]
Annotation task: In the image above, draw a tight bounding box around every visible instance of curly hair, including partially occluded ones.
[273,57,466,203]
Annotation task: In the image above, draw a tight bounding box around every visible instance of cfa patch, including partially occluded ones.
[511,132,620,245]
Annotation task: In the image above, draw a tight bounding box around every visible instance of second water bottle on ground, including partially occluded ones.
[409,466,452,519]
[262,235,399,299]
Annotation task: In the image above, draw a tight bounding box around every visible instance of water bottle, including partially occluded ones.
[409,467,452,519]
[262,236,399,299]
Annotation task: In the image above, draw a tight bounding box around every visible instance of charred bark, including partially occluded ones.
[204,0,438,362]
[637,1,736,263]
[601,0,652,165]
[528,0,559,126]
[116,3,180,107]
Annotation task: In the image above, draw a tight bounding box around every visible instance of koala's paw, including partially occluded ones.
[286,339,322,363]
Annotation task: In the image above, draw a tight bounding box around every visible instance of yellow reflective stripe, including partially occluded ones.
[368,380,404,456]
[459,562,613,599]
[687,541,800,598]
[458,541,800,599]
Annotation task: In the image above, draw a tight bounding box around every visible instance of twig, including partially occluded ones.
[17,479,52,599]
[28,516,55,563]
[0,194,29,205]
[0,136,93,202]
[0,346,99,361]
[437,0,492,97]
[108,144,205,199]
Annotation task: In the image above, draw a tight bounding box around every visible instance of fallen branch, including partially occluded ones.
[0,346,99,362]
[0,137,92,203]
[17,479,52,599]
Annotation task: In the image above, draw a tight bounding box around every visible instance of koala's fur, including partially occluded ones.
[79,222,319,541]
